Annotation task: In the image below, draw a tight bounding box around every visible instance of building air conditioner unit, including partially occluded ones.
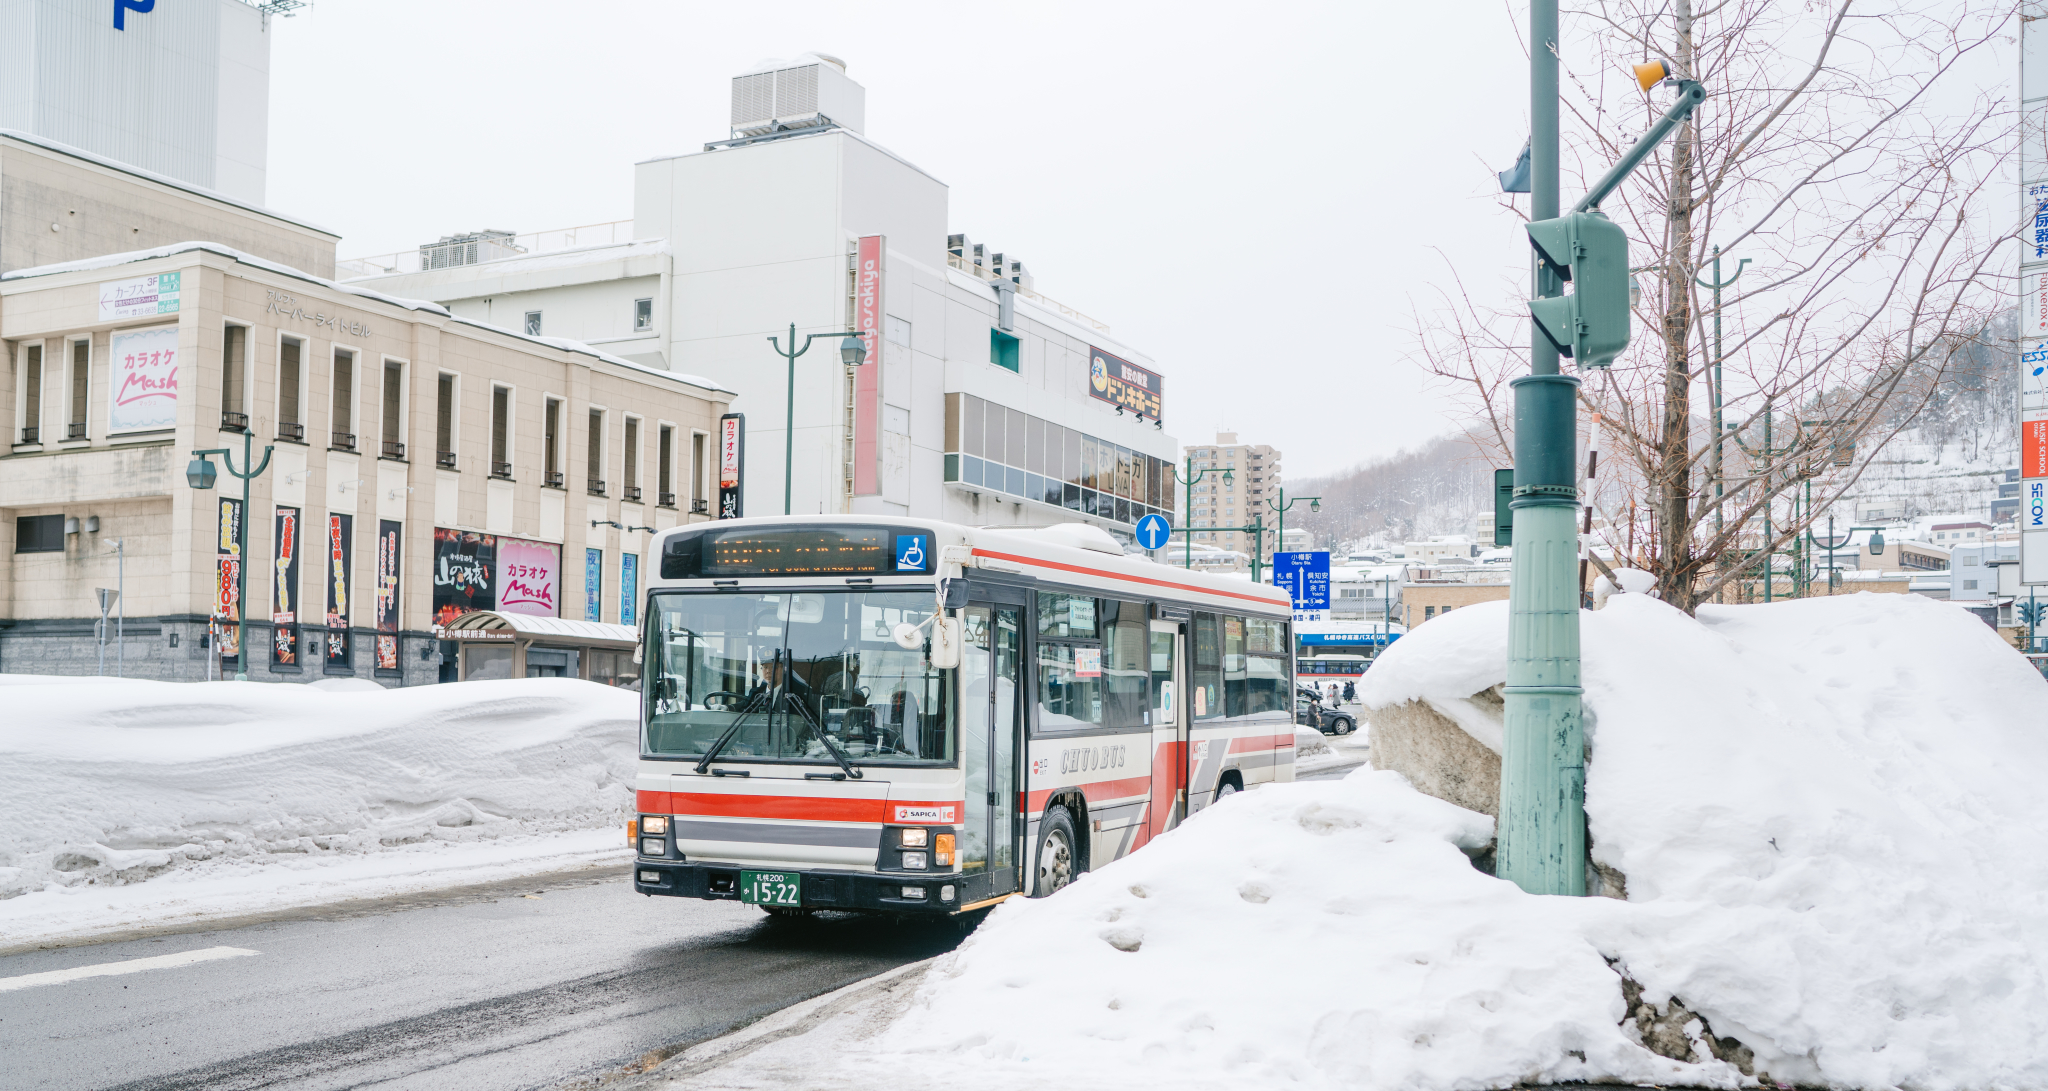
[419,230,523,271]
[730,54,866,138]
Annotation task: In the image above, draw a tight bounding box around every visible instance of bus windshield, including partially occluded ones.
[643,590,953,765]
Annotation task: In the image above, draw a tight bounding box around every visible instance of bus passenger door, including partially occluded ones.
[960,605,1022,899]
[1148,619,1187,837]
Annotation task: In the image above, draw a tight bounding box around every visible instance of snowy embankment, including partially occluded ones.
[732,593,2048,1091]
[0,678,637,945]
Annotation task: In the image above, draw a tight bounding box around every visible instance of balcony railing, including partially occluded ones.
[544,471,564,489]
[491,461,513,479]
[382,440,406,460]
[587,478,607,496]
[221,411,248,433]
[331,432,356,451]
[66,422,87,441]
[17,426,39,445]
[691,498,709,515]
[437,450,458,469]
[623,485,642,502]
[335,219,638,279]
[277,422,305,442]
[659,491,676,508]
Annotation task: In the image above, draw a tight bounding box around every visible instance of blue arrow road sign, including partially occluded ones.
[1271,551,1331,610]
[1134,513,1172,550]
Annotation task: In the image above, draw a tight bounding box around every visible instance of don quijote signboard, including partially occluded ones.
[1087,346,1163,420]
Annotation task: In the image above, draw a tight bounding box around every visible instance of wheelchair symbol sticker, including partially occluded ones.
[895,534,928,571]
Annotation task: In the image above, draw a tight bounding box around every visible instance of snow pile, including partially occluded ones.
[0,678,638,921]
[813,592,2048,1091]
[1292,725,1332,759]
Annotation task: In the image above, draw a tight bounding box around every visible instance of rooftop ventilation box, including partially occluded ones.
[731,54,866,137]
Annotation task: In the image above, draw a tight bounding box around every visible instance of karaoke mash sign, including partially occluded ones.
[108,326,180,434]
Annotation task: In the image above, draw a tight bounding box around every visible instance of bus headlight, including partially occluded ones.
[641,815,669,835]
[901,851,928,870]
[898,827,928,847]
[641,838,666,856]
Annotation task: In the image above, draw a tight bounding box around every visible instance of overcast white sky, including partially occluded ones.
[268,2,1536,478]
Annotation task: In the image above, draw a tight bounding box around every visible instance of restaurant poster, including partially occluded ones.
[271,506,301,666]
[497,537,561,617]
[326,513,353,666]
[584,548,603,622]
[619,553,638,628]
[432,529,495,627]
[214,498,242,658]
[375,520,402,670]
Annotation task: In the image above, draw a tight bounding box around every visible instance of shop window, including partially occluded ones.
[990,330,1019,372]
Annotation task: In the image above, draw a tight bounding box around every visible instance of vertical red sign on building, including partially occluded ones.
[853,234,884,496]
[2026,416,2048,479]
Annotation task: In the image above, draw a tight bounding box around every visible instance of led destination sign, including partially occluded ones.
[661,525,936,580]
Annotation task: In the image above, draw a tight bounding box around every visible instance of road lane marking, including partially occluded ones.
[0,946,258,992]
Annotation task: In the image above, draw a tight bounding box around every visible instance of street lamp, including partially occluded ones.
[767,324,865,516]
[1805,518,1888,596]
[1164,457,1233,571]
[186,428,273,682]
[1263,488,1322,572]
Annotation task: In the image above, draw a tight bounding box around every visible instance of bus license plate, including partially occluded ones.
[740,870,801,906]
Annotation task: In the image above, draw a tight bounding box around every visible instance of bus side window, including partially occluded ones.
[1105,602,1148,729]
[1223,615,1247,716]
[1244,617,1288,714]
[1192,613,1222,720]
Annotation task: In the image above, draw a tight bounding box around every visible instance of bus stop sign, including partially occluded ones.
[1134,513,1172,550]
[1271,551,1331,610]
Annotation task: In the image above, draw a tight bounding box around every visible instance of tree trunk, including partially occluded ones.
[1655,0,1699,610]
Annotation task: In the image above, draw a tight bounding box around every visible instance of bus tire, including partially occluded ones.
[1215,774,1243,801]
[1031,807,1078,898]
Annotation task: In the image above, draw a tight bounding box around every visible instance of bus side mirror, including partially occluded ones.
[929,616,963,670]
[941,578,970,610]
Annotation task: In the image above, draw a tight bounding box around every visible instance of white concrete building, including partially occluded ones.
[343,54,1179,541]
[0,0,276,204]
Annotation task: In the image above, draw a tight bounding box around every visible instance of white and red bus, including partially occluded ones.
[630,516,1296,915]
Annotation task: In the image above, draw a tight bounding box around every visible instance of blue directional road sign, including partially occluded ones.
[1134,513,1172,551]
[1271,551,1331,610]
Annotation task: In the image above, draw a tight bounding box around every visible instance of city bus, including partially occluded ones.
[629,516,1297,916]
[1296,653,1369,692]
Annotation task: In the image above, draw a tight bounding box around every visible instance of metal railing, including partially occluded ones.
[18,427,38,445]
[331,432,356,451]
[277,422,305,441]
[659,491,676,508]
[588,478,607,496]
[382,440,406,461]
[66,422,87,440]
[221,411,248,433]
[623,485,642,502]
[437,450,458,469]
[336,220,638,279]
[691,498,709,515]
[945,253,1110,333]
[545,471,564,489]
[491,461,513,479]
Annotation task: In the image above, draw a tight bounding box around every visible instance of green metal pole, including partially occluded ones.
[1763,407,1773,603]
[1185,457,1195,570]
[1498,0,1586,898]
[237,429,251,682]
[1250,515,1264,583]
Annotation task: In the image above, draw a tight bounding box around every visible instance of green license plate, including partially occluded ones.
[740,870,802,906]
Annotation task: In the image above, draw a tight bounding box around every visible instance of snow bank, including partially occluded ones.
[820,592,2048,1091]
[0,678,638,931]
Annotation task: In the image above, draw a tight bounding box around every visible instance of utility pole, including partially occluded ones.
[1693,246,1748,549]
[766,324,866,516]
[187,430,272,682]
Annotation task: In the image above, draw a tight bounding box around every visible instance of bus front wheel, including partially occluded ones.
[1032,808,1077,897]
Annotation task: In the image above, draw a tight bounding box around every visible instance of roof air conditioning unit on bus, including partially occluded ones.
[730,54,866,138]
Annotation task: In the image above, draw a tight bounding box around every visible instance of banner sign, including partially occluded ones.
[719,413,745,519]
[375,520,402,670]
[2028,181,2048,264]
[272,507,301,666]
[99,272,181,322]
[108,326,179,434]
[585,547,604,622]
[326,513,353,666]
[215,498,242,658]
[854,234,884,495]
[432,528,495,626]
[1087,345,1164,420]
[498,536,561,617]
[620,553,638,628]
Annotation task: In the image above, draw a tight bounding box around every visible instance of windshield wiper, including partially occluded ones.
[782,691,863,780]
[695,672,775,774]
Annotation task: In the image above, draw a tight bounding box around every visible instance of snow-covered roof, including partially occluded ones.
[0,128,338,237]
[340,237,671,286]
[0,242,735,398]
[440,611,636,645]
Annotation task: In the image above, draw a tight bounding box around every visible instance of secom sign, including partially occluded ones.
[114,0,154,30]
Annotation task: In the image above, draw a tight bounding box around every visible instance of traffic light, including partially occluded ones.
[1527,211,1630,368]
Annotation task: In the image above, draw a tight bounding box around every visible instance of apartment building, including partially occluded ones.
[1183,432,1281,570]
[2,242,729,683]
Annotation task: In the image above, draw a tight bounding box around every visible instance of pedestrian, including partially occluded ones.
[1327,683,1340,707]
[1343,680,1356,704]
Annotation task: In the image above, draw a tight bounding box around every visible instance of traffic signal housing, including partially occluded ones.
[1527,211,1630,368]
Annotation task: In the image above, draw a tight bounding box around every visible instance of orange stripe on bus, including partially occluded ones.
[637,790,888,824]
[1228,733,1296,754]
[969,548,1292,607]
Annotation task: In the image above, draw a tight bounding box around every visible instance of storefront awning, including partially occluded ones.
[439,611,636,647]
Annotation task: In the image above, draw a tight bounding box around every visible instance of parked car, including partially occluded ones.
[1295,685,1357,736]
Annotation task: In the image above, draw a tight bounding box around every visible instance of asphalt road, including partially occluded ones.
[0,866,963,1091]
